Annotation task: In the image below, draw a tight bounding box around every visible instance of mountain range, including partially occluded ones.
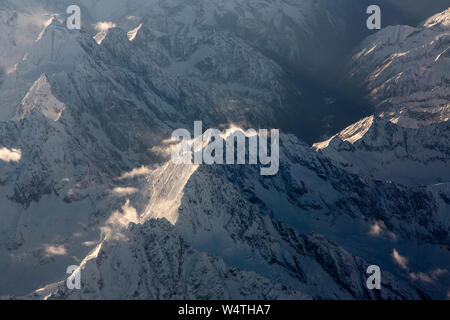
[0,1,448,300]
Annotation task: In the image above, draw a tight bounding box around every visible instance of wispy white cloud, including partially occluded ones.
[392,249,408,270]
[410,268,448,284]
[369,221,383,236]
[117,166,152,180]
[101,200,139,240]
[368,220,397,241]
[82,240,97,247]
[44,245,67,257]
[112,187,138,196]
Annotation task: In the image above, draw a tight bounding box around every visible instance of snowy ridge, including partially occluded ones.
[17,73,66,121]
[316,8,450,188]
[0,6,291,297]
[0,17,90,120]
[72,0,350,71]
[423,7,450,30]
[349,8,450,128]
[34,217,425,300]
[31,219,309,300]
[313,117,450,186]
[54,134,446,299]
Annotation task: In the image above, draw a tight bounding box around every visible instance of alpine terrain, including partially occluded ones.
[0,0,448,300]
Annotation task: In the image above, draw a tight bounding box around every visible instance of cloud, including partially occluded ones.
[369,221,383,236]
[409,272,433,283]
[82,240,97,247]
[368,220,397,241]
[93,21,117,32]
[117,166,152,180]
[101,200,139,240]
[410,268,448,284]
[0,147,21,163]
[112,187,138,196]
[392,249,408,270]
[44,245,67,257]
[432,268,448,277]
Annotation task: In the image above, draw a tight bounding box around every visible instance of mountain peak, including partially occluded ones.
[423,7,450,29]
[313,116,375,150]
[17,73,66,121]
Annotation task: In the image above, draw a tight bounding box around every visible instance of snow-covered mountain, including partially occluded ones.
[314,116,450,186]
[315,8,449,188]
[348,8,449,128]
[26,132,449,299]
[0,2,448,300]
[21,0,354,72]
[0,1,51,73]
[31,219,310,300]
[310,10,449,300]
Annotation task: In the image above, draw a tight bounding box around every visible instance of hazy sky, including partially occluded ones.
[381,0,449,25]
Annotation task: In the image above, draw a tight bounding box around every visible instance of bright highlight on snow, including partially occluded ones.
[0,147,21,163]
